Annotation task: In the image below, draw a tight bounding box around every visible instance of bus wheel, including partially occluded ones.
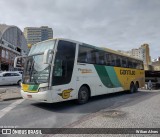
[135,82,139,92]
[130,83,135,93]
[77,86,89,104]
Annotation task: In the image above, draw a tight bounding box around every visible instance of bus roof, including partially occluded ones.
[33,38,143,61]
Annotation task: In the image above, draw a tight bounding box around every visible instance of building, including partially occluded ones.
[0,24,28,71]
[131,44,151,65]
[24,26,53,48]
[132,44,151,70]
[131,48,142,59]
[152,57,160,71]
[140,44,151,65]
[117,50,131,56]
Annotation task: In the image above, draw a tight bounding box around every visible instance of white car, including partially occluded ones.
[0,71,22,86]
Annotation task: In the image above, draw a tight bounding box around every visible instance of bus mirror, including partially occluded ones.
[43,49,53,64]
[14,56,25,69]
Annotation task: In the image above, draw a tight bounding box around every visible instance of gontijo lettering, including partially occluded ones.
[78,68,92,73]
[120,70,135,75]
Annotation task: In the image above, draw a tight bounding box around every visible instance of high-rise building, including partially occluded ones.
[132,44,151,68]
[24,26,53,48]
[0,24,28,71]
[140,44,151,65]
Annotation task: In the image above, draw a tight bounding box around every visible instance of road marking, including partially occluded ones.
[0,99,24,119]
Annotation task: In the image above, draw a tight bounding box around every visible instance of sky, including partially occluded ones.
[0,0,160,60]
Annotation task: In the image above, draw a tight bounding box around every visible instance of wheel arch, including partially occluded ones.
[17,79,21,83]
[130,81,134,86]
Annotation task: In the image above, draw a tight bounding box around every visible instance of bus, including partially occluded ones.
[14,38,145,104]
[145,71,160,89]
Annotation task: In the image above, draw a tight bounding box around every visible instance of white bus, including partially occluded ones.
[14,38,145,104]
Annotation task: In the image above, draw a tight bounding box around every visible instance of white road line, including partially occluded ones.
[0,99,24,119]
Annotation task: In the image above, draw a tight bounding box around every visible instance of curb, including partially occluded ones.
[2,96,23,101]
[0,87,22,101]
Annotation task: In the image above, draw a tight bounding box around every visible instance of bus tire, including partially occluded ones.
[130,83,135,93]
[77,86,89,104]
[135,82,139,92]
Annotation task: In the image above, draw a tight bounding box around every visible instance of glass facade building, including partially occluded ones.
[0,24,28,71]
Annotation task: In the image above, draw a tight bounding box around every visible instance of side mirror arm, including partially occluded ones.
[43,49,54,64]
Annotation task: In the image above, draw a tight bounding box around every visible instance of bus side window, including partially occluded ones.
[139,61,144,70]
[105,53,112,66]
[95,52,99,64]
[122,57,127,68]
[89,49,96,64]
[86,51,91,63]
[98,51,105,65]
[116,56,121,67]
[78,45,95,64]
[94,50,104,65]
[78,46,87,63]
[132,60,138,69]
[128,59,133,68]
[136,60,143,70]
[111,54,116,66]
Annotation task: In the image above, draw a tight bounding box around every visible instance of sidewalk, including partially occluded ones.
[0,86,22,101]
[50,90,160,137]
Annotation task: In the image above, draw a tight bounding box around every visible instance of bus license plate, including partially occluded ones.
[27,95,32,98]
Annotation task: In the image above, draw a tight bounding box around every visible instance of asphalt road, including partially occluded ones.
[0,89,160,136]
[0,85,19,88]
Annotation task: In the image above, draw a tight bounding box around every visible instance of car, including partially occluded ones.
[18,71,23,74]
[15,71,23,74]
[0,71,22,86]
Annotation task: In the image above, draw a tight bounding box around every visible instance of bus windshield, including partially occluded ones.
[23,40,55,84]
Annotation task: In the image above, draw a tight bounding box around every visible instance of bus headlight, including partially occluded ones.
[38,87,49,92]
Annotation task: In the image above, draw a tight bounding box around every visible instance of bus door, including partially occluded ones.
[51,40,77,101]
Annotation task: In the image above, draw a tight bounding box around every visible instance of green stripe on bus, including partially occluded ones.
[105,66,122,87]
[28,85,39,91]
[94,65,114,88]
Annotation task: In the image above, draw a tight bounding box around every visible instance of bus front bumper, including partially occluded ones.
[21,90,53,103]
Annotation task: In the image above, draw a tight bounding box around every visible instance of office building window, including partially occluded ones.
[6,51,9,59]
[2,50,5,58]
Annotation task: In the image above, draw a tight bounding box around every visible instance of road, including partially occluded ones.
[0,85,19,89]
[0,87,160,136]
[0,90,132,128]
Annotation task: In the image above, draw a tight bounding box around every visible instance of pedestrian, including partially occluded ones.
[148,80,152,90]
